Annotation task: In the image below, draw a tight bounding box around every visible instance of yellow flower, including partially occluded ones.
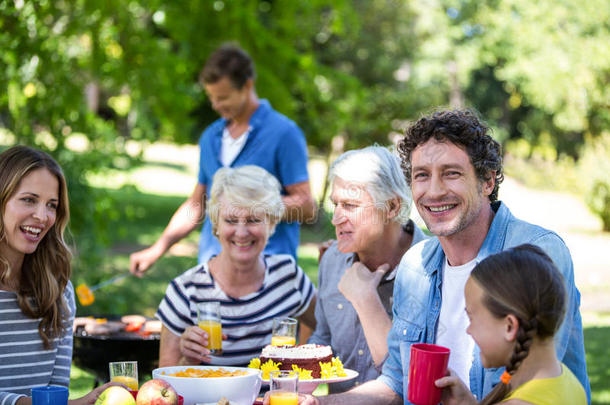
[332,357,347,377]
[248,358,261,369]
[319,361,334,379]
[291,365,313,380]
[260,359,281,379]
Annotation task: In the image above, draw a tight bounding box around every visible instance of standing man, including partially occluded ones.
[308,146,427,392]
[130,44,316,275]
[296,110,589,404]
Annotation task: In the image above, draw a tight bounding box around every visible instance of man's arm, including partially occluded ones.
[282,180,316,223]
[297,380,401,405]
[338,262,392,366]
[307,256,332,346]
[297,295,317,343]
[129,183,206,276]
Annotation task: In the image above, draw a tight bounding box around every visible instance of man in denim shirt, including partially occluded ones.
[298,110,589,405]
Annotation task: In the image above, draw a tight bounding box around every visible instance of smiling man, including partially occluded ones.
[130,43,315,276]
[297,110,590,405]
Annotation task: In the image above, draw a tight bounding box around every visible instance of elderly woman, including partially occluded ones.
[157,165,316,366]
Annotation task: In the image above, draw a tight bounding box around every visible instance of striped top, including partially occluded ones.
[0,282,75,405]
[156,255,315,366]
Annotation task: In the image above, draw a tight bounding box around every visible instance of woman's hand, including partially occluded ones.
[179,325,212,364]
[68,382,122,405]
[435,369,477,405]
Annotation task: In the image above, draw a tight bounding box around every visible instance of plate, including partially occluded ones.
[262,368,359,394]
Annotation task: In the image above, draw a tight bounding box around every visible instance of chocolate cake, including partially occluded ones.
[260,344,333,378]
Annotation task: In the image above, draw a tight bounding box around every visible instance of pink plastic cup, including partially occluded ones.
[407,343,451,405]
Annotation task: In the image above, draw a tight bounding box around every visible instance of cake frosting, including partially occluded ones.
[260,344,333,378]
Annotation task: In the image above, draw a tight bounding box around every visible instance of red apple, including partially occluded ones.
[136,379,178,405]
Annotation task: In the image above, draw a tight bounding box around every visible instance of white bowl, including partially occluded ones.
[152,366,261,405]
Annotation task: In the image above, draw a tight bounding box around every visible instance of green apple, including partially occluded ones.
[95,386,136,405]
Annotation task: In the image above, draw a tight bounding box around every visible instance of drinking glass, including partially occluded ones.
[197,301,223,355]
[271,317,297,346]
[109,361,139,390]
[269,370,299,405]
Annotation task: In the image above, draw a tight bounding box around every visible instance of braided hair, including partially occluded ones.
[472,244,566,405]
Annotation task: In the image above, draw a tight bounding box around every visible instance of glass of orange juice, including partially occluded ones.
[269,370,299,405]
[271,317,297,346]
[197,301,223,355]
[108,361,138,390]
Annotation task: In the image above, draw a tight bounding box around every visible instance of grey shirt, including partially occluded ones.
[0,283,75,405]
[308,221,427,392]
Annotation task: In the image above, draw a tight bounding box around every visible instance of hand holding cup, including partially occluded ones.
[407,343,450,405]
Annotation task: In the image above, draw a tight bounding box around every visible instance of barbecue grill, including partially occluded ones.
[72,319,160,387]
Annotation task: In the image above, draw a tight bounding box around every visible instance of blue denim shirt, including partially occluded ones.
[378,201,590,404]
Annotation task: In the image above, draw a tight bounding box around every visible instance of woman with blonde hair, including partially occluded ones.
[157,165,316,366]
[0,145,114,405]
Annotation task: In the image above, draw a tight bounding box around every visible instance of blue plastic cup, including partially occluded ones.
[31,386,69,405]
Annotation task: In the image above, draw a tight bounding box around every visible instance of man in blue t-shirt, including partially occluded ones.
[129,43,316,276]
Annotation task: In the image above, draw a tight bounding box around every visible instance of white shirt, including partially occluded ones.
[436,257,477,389]
[220,126,251,167]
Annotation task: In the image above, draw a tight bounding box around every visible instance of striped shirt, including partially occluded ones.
[156,255,315,366]
[0,282,75,405]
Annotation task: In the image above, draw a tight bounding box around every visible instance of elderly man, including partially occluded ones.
[308,146,426,392]
[297,110,589,404]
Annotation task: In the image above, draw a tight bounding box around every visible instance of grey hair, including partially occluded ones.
[328,145,412,224]
[208,165,285,235]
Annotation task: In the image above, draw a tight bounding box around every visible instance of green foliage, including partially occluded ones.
[504,138,580,192]
[71,186,196,315]
[1,0,609,265]
[578,132,610,231]
[584,325,610,404]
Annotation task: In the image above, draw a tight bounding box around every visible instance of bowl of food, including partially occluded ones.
[152,366,261,405]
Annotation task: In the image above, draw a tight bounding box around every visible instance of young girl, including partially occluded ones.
[435,244,587,405]
[0,146,113,405]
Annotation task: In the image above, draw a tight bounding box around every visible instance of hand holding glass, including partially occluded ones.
[271,317,297,346]
[109,361,139,390]
[269,370,299,405]
[197,301,223,355]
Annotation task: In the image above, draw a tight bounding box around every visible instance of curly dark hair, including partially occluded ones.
[397,109,504,202]
[199,43,255,89]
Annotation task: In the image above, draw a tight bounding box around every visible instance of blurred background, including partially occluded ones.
[1,0,609,402]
